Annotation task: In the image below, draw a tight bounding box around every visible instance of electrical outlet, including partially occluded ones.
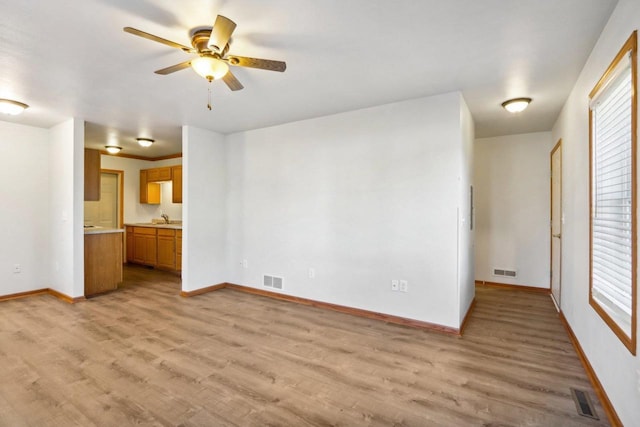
[391,280,399,291]
[242,259,248,269]
[13,264,21,274]
[308,268,315,279]
[399,280,408,293]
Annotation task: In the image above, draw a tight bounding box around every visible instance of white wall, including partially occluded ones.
[0,121,50,295]
[458,97,475,324]
[225,93,470,328]
[551,0,640,423]
[48,118,84,298]
[100,155,182,224]
[182,126,227,291]
[474,132,553,289]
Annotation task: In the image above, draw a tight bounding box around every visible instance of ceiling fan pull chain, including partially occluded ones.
[207,80,212,110]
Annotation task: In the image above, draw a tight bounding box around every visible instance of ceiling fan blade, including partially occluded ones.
[222,71,244,91]
[207,15,236,53]
[123,27,194,53]
[154,60,192,75]
[227,56,286,72]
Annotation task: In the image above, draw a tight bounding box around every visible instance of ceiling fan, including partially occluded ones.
[123,15,286,99]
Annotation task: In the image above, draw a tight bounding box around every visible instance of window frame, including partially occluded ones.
[589,31,638,355]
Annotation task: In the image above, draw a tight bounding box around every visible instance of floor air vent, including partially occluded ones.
[493,268,517,278]
[263,275,283,290]
[570,388,598,420]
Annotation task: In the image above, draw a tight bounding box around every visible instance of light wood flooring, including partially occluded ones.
[0,266,609,426]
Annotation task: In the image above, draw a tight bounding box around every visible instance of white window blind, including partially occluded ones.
[590,51,634,337]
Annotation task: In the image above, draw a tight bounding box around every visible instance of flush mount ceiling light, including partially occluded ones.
[137,137,154,147]
[105,145,122,154]
[0,98,29,115]
[502,97,532,113]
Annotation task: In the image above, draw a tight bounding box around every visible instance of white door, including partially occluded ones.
[550,141,562,309]
[84,172,119,228]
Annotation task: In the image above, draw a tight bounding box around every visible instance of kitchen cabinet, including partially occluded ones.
[176,230,182,272]
[84,148,101,201]
[139,165,182,204]
[126,226,135,263]
[84,230,123,296]
[157,229,176,270]
[172,165,182,203]
[147,167,172,182]
[133,227,157,265]
[140,170,160,204]
[126,225,181,272]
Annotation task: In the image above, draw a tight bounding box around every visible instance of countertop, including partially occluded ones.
[84,226,125,235]
[125,223,183,230]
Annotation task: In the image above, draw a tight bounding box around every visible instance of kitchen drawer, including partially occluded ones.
[134,227,157,235]
[157,229,176,237]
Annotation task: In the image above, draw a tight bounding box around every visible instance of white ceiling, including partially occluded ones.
[0,0,618,157]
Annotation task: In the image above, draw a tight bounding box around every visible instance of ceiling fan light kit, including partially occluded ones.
[0,98,29,115]
[123,14,286,109]
[137,137,154,147]
[191,56,229,81]
[502,97,532,113]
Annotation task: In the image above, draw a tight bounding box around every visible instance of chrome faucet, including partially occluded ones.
[161,213,169,224]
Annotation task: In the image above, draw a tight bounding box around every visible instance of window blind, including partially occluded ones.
[590,53,633,336]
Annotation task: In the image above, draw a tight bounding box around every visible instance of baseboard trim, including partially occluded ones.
[558,311,622,427]
[47,289,86,304]
[0,288,49,302]
[475,280,550,294]
[0,288,85,304]
[180,283,228,297]
[229,284,462,335]
[181,282,463,335]
[459,298,477,335]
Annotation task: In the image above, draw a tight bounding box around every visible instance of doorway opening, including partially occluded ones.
[84,169,124,229]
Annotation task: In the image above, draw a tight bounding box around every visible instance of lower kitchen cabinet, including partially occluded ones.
[133,227,157,266]
[126,226,181,272]
[126,227,134,263]
[85,231,123,296]
[157,229,176,270]
[176,230,182,272]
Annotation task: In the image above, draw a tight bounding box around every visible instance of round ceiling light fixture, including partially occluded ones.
[0,98,29,115]
[137,137,154,147]
[191,55,229,81]
[105,145,122,154]
[501,97,532,113]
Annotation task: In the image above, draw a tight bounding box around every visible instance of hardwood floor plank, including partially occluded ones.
[0,266,610,426]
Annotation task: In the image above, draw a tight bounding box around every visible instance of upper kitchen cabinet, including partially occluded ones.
[139,166,182,204]
[147,167,172,182]
[84,148,101,201]
[172,165,182,204]
[140,169,160,204]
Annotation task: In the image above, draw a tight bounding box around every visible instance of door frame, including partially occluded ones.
[550,139,562,309]
[102,169,124,229]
